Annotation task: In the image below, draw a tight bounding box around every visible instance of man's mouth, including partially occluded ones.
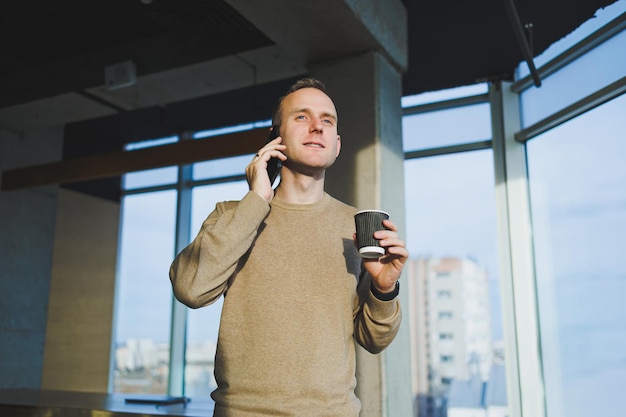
[304,142,324,148]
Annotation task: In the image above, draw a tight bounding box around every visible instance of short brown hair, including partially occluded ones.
[271,78,333,127]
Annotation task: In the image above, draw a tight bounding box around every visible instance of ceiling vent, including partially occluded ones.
[105,60,137,91]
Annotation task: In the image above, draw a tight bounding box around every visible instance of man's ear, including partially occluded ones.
[336,134,341,157]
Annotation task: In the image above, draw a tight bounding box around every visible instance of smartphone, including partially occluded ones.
[266,125,282,185]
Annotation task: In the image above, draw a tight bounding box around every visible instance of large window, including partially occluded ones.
[514,4,626,417]
[403,86,505,417]
[526,93,626,417]
[109,4,626,416]
[112,130,254,397]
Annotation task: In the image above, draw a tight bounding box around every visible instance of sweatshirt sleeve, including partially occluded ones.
[353,270,402,354]
[169,191,270,309]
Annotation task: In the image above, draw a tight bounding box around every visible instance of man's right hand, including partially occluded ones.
[245,136,286,204]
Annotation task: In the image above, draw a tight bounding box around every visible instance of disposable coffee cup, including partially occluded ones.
[354,210,390,259]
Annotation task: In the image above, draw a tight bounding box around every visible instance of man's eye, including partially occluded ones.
[323,119,333,125]
[296,115,306,120]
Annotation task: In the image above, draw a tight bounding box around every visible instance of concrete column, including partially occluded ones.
[312,51,412,417]
[41,188,119,392]
[0,126,62,388]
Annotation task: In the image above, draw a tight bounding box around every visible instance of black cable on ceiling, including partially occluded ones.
[504,0,542,87]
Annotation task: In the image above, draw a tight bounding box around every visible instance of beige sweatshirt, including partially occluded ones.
[170,191,401,416]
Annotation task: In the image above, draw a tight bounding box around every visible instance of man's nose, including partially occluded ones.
[310,117,324,132]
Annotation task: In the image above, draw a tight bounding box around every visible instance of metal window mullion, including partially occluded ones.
[490,81,546,417]
[168,162,193,396]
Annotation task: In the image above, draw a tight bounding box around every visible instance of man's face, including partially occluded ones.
[278,87,341,175]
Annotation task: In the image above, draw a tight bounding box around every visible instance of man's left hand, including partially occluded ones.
[355,218,408,294]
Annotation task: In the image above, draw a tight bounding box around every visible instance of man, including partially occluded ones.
[170,78,408,416]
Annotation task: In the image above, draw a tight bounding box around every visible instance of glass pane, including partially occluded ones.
[123,166,178,190]
[113,190,177,394]
[403,103,491,151]
[193,155,253,181]
[185,180,250,398]
[402,83,488,108]
[520,28,626,128]
[193,120,271,139]
[526,93,626,417]
[404,151,506,417]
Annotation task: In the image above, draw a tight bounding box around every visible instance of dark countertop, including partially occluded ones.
[0,389,214,416]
